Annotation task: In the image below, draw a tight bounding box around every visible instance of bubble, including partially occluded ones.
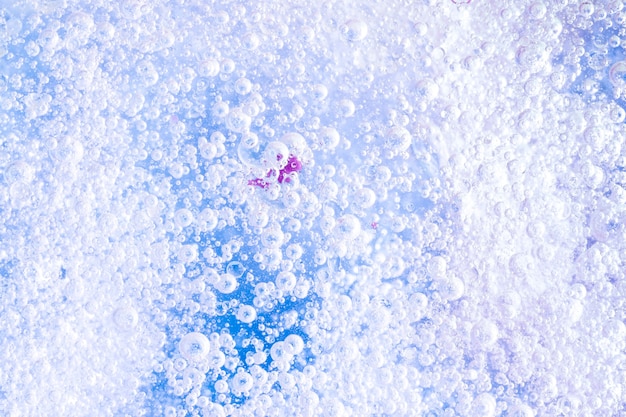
[212,101,230,118]
[179,332,211,363]
[471,320,499,348]
[340,19,368,41]
[507,404,534,417]
[517,109,543,131]
[136,60,159,86]
[337,99,355,117]
[178,244,198,263]
[226,107,251,133]
[609,105,626,123]
[198,208,218,231]
[437,276,464,301]
[231,371,254,393]
[208,350,226,369]
[427,256,447,279]
[415,78,439,101]
[241,32,260,50]
[311,84,328,101]
[234,77,253,95]
[284,334,304,355]
[568,283,587,300]
[236,305,257,323]
[609,61,626,88]
[225,262,244,278]
[261,226,284,248]
[221,59,236,74]
[275,271,297,292]
[528,2,547,19]
[317,127,341,151]
[407,292,428,322]
[470,393,496,417]
[262,141,290,170]
[5,161,34,184]
[113,306,139,330]
[334,214,361,240]
[174,208,194,228]
[215,273,238,294]
[384,126,412,155]
[579,1,595,17]
[354,187,376,209]
[270,341,293,362]
[517,42,549,73]
[199,59,220,77]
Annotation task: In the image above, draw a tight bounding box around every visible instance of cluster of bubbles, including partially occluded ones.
[1,0,626,416]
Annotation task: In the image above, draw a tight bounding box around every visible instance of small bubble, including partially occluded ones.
[174,208,194,227]
[199,59,221,77]
[215,273,238,294]
[317,127,340,151]
[275,271,297,292]
[340,19,368,42]
[337,99,355,117]
[236,305,257,323]
[179,332,211,363]
[113,306,139,330]
[226,107,251,133]
[579,1,595,17]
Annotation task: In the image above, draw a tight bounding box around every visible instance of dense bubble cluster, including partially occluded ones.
[2,0,626,416]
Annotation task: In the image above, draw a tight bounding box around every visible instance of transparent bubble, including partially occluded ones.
[214,379,229,394]
[212,101,230,118]
[506,404,534,417]
[609,61,626,88]
[311,84,328,101]
[285,244,303,260]
[199,59,220,77]
[241,32,260,50]
[609,105,626,123]
[415,78,439,101]
[437,276,464,301]
[408,292,428,322]
[270,341,293,362]
[231,371,254,393]
[470,393,496,417]
[114,306,139,330]
[317,127,340,151]
[471,320,499,348]
[198,208,218,231]
[221,59,236,74]
[5,161,34,184]
[226,107,251,133]
[340,19,368,42]
[178,245,198,263]
[208,350,226,369]
[354,187,376,209]
[337,99,355,117]
[528,2,547,19]
[261,226,284,248]
[275,271,297,292]
[427,256,447,279]
[236,305,257,323]
[262,141,289,170]
[136,60,159,86]
[284,334,304,355]
[334,214,361,240]
[226,261,245,278]
[235,78,252,95]
[579,1,595,17]
[174,208,194,228]
[215,273,238,294]
[384,126,412,155]
[179,332,211,363]
[518,109,543,131]
[517,42,549,73]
